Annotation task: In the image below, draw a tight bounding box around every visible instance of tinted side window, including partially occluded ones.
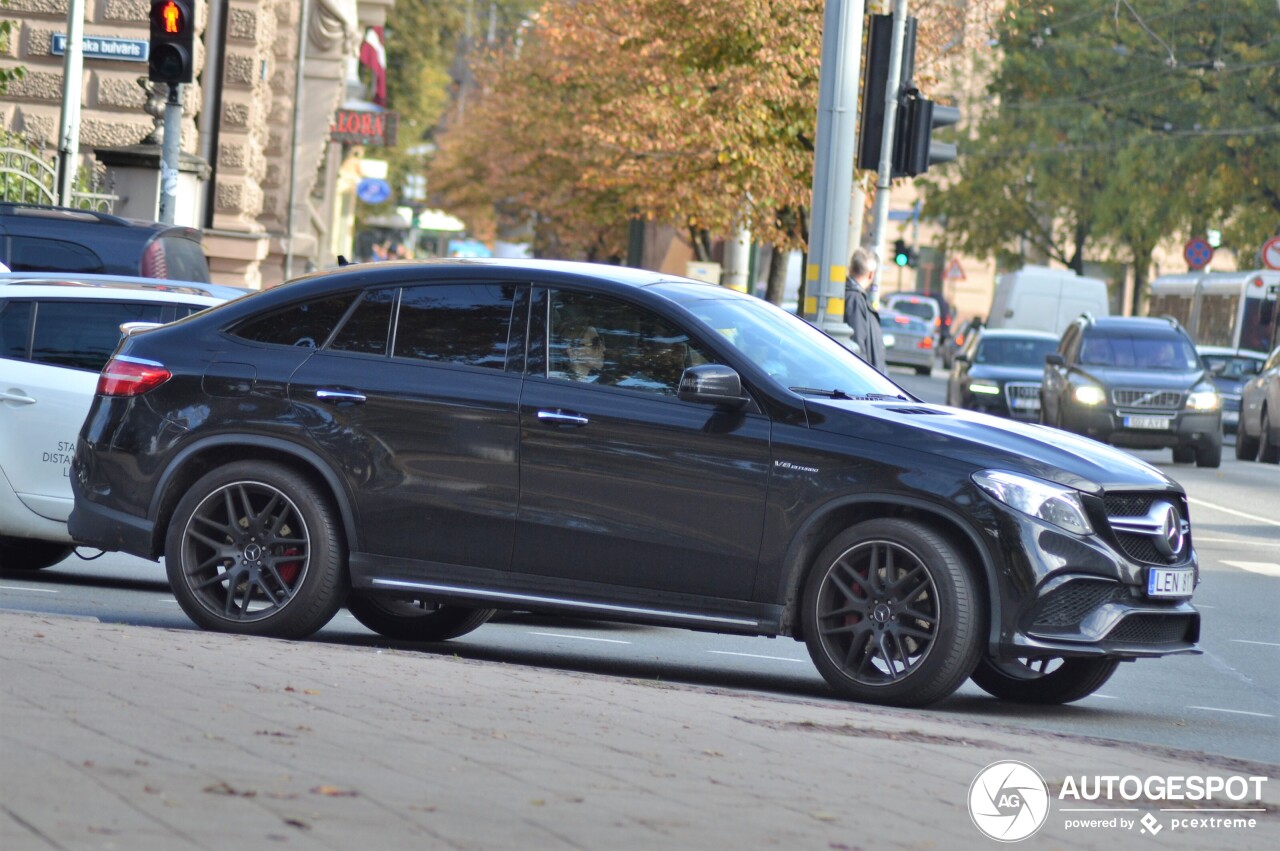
[7,237,105,273]
[329,288,397,356]
[394,284,515,369]
[547,291,713,396]
[232,294,358,348]
[31,300,172,372]
[0,300,34,359]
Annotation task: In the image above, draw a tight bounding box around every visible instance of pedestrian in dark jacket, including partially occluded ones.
[844,247,887,373]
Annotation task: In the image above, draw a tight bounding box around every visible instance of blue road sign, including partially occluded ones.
[1183,237,1213,269]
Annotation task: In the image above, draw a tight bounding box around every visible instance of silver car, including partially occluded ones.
[1236,345,1280,463]
[879,308,935,375]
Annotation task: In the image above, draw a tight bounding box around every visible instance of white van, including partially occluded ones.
[986,265,1110,335]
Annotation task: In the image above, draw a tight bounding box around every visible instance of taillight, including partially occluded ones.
[140,240,169,278]
[918,336,934,350]
[97,356,172,396]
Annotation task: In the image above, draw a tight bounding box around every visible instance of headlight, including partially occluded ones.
[973,470,1094,535]
[1073,384,1106,406]
[968,381,1000,395]
[1186,386,1221,411]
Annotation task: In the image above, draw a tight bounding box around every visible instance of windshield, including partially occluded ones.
[1079,335,1200,370]
[658,285,904,397]
[976,336,1058,366]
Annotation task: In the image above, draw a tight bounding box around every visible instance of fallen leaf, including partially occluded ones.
[311,785,359,797]
[303,689,320,695]
[811,812,839,822]
[530,799,546,806]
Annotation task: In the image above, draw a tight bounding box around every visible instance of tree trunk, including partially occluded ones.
[1129,240,1155,317]
[764,246,788,306]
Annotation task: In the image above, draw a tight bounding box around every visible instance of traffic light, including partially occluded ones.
[856,14,916,172]
[149,0,194,85]
[892,239,914,267]
[893,88,960,177]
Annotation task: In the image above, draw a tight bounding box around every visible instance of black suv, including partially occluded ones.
[69,260,1200,708]
[1041,315,1223,467]
[0,203,210,282]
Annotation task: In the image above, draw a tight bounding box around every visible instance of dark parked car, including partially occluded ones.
[1197,345,1266,435]
[1041,315,1223,467]
[1236,345,1280,463]
[0,203,211,282]
[69,259,1200,708]
[947,328,1059,420]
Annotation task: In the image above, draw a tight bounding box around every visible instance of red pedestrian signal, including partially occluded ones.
[149,0,194,85]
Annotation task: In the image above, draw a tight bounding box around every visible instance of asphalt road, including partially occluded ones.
[3,364,1276,764]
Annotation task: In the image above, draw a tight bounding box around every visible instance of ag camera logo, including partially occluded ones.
[969,760,1051,842]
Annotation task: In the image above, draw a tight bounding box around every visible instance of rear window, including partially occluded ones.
[143,235,211,282]
[887,297,939,322]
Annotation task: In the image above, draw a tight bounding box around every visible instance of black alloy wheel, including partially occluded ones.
[165,462,347,639]
[801,518,981,707]
[969,656,1120,704]
[346,594,496,642]
[0,537,74,571]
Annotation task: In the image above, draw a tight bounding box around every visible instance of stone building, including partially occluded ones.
[0,0,394,288]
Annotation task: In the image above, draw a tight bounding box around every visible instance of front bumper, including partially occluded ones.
[1062,405,1221,449]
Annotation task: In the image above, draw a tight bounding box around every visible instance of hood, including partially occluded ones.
[805,399,1177,495]
[967,363,1044,383]
[1075,366,1207,390]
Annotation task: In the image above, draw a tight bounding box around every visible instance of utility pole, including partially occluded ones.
[805,0,868,341]
[56,0,86,206]
[158,84,182,224]
[867,0,910,304]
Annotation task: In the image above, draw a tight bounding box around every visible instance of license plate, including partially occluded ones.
[1124,416,1172,430]
[1011,397,1040,411]
[882,333,896,348]
[1147,567,1194,598]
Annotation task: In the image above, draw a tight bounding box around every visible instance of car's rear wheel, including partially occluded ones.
[1235,423,1260,461]
[165,461,347,639]
[970,656,1120,704]
[1194,435,1221,468]
[1260,409,1280,464]
[0,537,74,571]
[347,594,495,642]
[801,519,981,707]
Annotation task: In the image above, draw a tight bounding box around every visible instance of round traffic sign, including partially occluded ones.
[1184,237,1213,269]
[1262,235,1280,271]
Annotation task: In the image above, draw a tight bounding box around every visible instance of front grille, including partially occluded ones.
[1112,389,1183,408]
[1105,615,1195,645]
[1104,494,1154,517]
[1031,580,1129,628]
[1116,533,1165,564]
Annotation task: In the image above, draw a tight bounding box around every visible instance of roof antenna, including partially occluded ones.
[337,255,350,267]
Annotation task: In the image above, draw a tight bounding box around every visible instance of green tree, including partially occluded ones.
[925,1,1279,311]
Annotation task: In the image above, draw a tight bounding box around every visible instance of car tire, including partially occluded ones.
[801,518,982,708]
[1235,424,1259,461]
[165,461,348,639]
[1171,446,1195,464]
[347,594,495,642]
[970,656,1119,704]
[1194,436,1222,468]
[0,537,74,571]
[1260,409,1280,464]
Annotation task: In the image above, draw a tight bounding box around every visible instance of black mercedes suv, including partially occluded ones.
[69,260,1200,707]
[1041,315,1223,467]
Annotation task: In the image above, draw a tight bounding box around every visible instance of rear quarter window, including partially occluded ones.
[231,293,359,348]
[5,236,105,273]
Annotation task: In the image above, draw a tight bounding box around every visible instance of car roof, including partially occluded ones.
[1195,345,1267,359]
[1085,316,1183,336]
[0,272,248,302]
[0,275,228,306]
[0,202,182,233]
[303,257,691,289]
[976,328,1059,341]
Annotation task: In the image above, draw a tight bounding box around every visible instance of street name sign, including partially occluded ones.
[51,34,149,62]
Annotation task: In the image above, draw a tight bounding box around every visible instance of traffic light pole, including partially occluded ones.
[158,83,182,224]
[868,0,910,303]
[805,0,866,339]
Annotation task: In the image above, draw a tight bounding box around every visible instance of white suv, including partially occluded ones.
[1,274,242,569]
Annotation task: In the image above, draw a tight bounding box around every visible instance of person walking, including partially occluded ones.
[844,247,887,373]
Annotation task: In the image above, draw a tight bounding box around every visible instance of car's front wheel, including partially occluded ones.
[801,518,981,707]
[970,656,1119,704]
[347,594,495,642]
[1235,423,1260,461]
[1260,409,1280,464]
[1194,435,1222,468]
[165,461,347,639]
[0,537,74,571]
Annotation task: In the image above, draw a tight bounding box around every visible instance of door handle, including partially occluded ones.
[315,388,367,404]
[537,409,589,427]
[0,391,37,405]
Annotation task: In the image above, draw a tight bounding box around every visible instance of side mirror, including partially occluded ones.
[955,353,970,365]
[1045,352,1065,367]
[678,364,749,409]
